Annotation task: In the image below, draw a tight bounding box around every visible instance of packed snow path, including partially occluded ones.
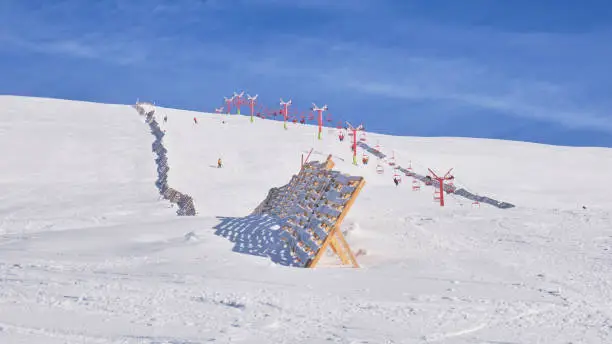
[1,97,611,343]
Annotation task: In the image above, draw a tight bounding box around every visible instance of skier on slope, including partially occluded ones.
[217,158,223,168]
[193,117,198,124]
[164,115,168,123]
[393,176,400,186]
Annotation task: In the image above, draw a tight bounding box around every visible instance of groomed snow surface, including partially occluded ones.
[1,95,611,343]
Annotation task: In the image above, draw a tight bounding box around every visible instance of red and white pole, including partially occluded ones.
[311,103,328,140]
[247,94,258,123]
[352,127,358,164]
[318,109,323,139]
[346,122,363,165]
[280,98,292,130]
[224,97,233,115]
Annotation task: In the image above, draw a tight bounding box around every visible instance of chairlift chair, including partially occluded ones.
[388,151,396,167]
[405,161,414,176]
[376,160,384,174]
[393,171,402,184]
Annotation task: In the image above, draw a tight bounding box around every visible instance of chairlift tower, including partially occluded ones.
[224,96,234,115]
[311,103,328,140]
[280,98,292,130]
[428,168,454,207]
[247,94,258,123]
[233,91,245,115]
[346,122,364,165]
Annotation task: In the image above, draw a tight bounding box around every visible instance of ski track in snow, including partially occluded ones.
[0,96,611,343]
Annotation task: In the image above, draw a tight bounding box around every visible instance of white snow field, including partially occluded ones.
[1,95,611,343]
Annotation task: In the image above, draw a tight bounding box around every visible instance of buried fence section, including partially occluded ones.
[134,102,196,216]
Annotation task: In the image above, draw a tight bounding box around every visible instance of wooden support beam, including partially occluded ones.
[307,178,365,268]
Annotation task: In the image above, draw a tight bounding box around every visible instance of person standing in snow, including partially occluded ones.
[217,158,223,168]
[393,176,400,186]
[164,115,168,123]
[193,117,198,124]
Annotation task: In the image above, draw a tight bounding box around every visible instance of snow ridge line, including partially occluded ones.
[134,103,197,216]
[357,141,515,209]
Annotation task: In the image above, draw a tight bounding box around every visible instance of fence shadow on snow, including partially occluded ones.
[213,215,300,267]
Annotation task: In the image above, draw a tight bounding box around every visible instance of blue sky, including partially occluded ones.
[1,0,611,147]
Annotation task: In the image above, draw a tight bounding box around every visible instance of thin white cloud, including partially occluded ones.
[237,32,612,134]
[1,0,610,135]
[0,32,147,65]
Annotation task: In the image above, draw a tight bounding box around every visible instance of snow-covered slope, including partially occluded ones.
[1,95,611,343]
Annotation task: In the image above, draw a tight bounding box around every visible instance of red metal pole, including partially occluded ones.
[302,148,313,168]
[249,101,255,122]
[438,177,445,207]
[352,128,358,164]
[318,110,322,140]
[283,104,288,129]
[304,148,313,163]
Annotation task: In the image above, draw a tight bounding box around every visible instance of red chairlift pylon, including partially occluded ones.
[428,168,454,207]
[247,94,258,123]
[346,121,364,165]
[280,98,292,130]
[232,91,246,115]
[224,95,234,115]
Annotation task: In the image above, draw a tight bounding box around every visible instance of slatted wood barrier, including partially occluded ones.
[253,156,365,268]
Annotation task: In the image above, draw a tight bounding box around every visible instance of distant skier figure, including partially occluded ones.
[339,134,345,142]
[393,176,400,186]
[193,117,198,124]
[362,156,369,165]
[217,158,223,168]
[163,115,168,123]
